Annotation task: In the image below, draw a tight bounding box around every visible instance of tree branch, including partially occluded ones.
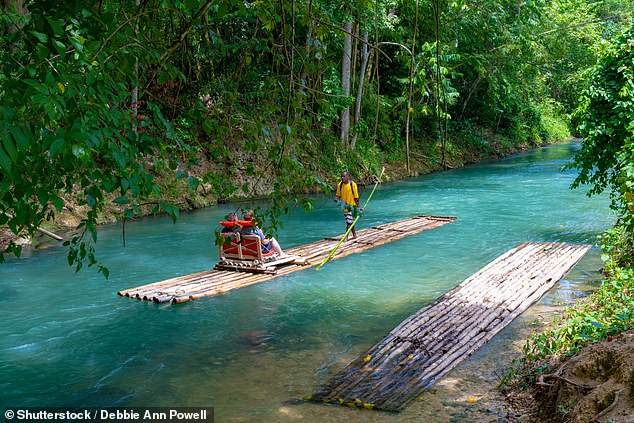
[539,16,619,37]
[144,0,216,91]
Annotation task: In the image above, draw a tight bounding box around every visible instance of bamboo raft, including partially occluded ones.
[118,215,456,304]
[308,241,591,412]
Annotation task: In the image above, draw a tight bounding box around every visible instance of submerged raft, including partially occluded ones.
[118,214,456,304]
[309,241,591,412]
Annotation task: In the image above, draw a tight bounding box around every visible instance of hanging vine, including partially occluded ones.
[432,0,448,168]
[372,0,380,160]
[277,0,295,169]
[405,0,419,175]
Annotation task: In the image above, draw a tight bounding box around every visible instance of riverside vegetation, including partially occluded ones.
[1,2,634,420]
[3,0,627,269]
[502,25,634,422]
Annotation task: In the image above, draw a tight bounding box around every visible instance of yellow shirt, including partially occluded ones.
[336,181,359,207]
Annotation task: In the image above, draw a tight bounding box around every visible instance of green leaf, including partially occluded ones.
[159,201,180,224]
[46,17,64,36]
[113,196,130,205]
[99,266,110,279]
[11,125,30,150]
[50,138,65,157]
[112,151,126,168]
[30,31,48,43]
[50,195,64,212]
[2,137,17,162]
[0,145,12,171]
[36,44,49,60]
[53,40,66,54]
[45,72,55,85]
[187,175,199,191]
[37,191,49,207]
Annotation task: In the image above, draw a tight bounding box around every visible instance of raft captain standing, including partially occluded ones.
[334,171,363,240]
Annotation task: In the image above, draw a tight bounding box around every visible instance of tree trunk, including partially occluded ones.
[351,30,369,150]
[340,21,353,148]
[2,0,28,35]
[405,0,419,175]
[132,0,140,134]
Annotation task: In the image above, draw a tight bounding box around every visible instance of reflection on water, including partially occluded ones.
[0,142,613,422]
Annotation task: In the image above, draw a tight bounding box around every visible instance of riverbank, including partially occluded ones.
[0,134,545,254]
[502,253,634,422]
[505,329,634,422]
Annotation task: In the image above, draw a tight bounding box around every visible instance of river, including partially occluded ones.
[0,141,613,422]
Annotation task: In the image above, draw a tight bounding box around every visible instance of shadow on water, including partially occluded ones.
[0,141,613,422]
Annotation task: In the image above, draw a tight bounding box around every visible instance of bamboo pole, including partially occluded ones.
[1,211,64,241]
[316,168,385,270]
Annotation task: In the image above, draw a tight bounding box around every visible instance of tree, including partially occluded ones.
[3,0,631,276]
[0,1,199,273]
[568,22,634,267]
[340,20,353,147]
[569,24,634,201]
[351,29,369,150]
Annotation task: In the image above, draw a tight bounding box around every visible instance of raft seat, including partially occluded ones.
[219,233,277,263]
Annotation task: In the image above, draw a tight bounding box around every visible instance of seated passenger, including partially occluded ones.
[241,210,287,257]
[220,212,240,234]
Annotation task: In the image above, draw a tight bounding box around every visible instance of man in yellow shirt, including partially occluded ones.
[334,171,362,239]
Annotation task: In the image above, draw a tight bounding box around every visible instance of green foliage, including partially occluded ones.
[535,100,571,143]
[566,24,634,313]
[2,0,631,276]
[506,19,634,387]
[452,121,491,154]
[521,264,634,363]
[0,2,193,272]
[568,24,634,200]
[598,225,634,272]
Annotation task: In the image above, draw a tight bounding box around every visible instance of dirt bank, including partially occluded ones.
[506,330,634,422]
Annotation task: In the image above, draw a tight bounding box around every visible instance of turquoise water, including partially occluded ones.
[0,142,613,422]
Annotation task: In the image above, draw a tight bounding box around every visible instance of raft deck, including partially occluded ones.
[309,241,591,412]
[118,214,456,304]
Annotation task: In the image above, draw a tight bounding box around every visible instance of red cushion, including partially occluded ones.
[221,236,274,259]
